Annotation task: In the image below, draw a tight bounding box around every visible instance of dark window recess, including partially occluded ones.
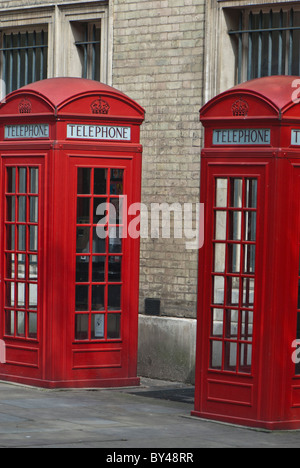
[145,298,161,316]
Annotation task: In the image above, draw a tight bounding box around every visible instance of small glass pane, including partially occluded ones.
[242,278,255,307]
[6,225,15,251]
[241,310,253,342]
[92,285,105,311]
[17,283,25,307]
[213,276,225,305]
[6,253,15,279]
[228,244,241,273]
[93,227,106,254]
[108,256,122,282]
[244,211,257,241]
[224,342,237,371]
[6,196,15,221]
[29,226,38,251]
[5,310,14,336]
[94,168,107,195]
[245,179,257,208]
[76,257,89,283]
[5,282,15,307]
[229,211,242,240]
[230,179,243,208]
[17,311,25,336]
[92,256,106,282]
[211,308,224,337]
[29,197,38,223]
[18,225,26,251]
[214,243,226,273]
[110,169,124,195]
[93,198,108,224]
[30,169,39,194]
[110,198,123,225]
[75,285,89,311]
[76,226,90,254]
[243,245,256,274]
[18,196,26,222]
[226,277,240,306]
[29,283,38,309]
[91,314,105,339]
[108,285,121,310]
[17,254,26,279]
[77,198,90,224]
[215,211,227,240]
[29,255,38,280]
[107,314,121,339]
[216,178,228,207]
[28,312,37,339]
[75,314,89,340]
[19,168,27,193]
[77,168,91,194]
[210,340,222,369]
[225,309,238,338]
[7,167,16,193]
[109,227,123,253]
[239,343,252,373]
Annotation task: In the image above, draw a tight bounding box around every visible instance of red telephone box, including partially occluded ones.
[0,77,144,388]
[193,75,300,430]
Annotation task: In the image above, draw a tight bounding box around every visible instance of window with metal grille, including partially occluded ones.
[229,8,300,84]
[75,23,101,82]
[0,29,48,95]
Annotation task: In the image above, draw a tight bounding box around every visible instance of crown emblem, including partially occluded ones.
[19,98,32,114]
[232,98,249,117]
[91,98,110,115]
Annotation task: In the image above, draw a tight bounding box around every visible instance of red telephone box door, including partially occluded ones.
[194,161,266,424]
[0,157,44,382]
[64,156,140,387]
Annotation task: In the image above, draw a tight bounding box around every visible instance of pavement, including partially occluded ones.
[0,378,299,449]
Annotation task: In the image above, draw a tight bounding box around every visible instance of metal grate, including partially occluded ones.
[0,29,48,94]
[75,23,100,81]
[229,8,300,83]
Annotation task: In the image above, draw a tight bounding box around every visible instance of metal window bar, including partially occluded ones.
[75,24,101,81]
[0,30,48,94]
[229,8,300,83]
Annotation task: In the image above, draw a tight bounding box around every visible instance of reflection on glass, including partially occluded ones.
[241,310,253,342]
[214,243,226,273]
[215,211,227,240]
[210,340,222,369]
[226,277,240,306]
[17,283,25,307]
[213,276,224,305]
[242,278,255,307]
[6,225,15,251]
[6,196,15,221]
[94,168,107,195]
[239,343,252,372]
[107,314,121,339]
[216,178,228,207]
[228,244,241,273]
[17,311,25,336]
[224,341,237,371]
[28,312,37,339]
[77,198,90,223]
[30,168,39,194]
[17,254,26,279]
[29,255,38,280]
[29,197,38,223]
[225,309,238,338]
[229,211,242,240]
[76,226,90,254]
[93,227,106,254]
[29,226,38,251]
[244,244,256,274]
[230,179,243,208]
[18,225,26,251]
[93,198,107,224]
[75,314,89,340]
[5,282,14,307]
[244,211,257,241]
[29,283,38,309]
[245,179,257,208]
[76,257,89,283]
[109,227,123,253]
[6,253,15,279]
[211,308,223,337]
[19,168,27,193]
[18,196,26,222]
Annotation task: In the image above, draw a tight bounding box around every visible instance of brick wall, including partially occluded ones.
[112,0,205,318]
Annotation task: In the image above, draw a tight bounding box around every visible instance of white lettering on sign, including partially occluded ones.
[213,128,271,145]
[291,130,300,145]
[5,124,50,139]
[67,124,131,141]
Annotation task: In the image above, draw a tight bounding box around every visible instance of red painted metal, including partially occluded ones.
[193,76,300,430]
[0,78,144,388]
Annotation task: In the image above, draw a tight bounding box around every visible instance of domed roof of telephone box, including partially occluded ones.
[200,76,300,122]
[0,77,145,120]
